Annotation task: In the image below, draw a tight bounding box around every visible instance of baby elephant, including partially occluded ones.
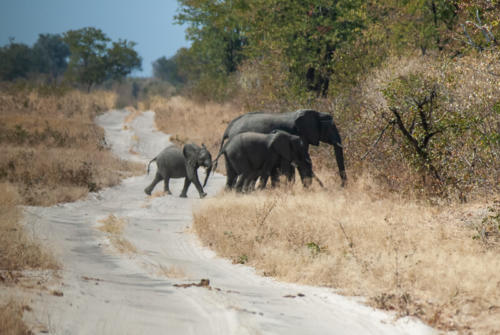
[144,143,212,198]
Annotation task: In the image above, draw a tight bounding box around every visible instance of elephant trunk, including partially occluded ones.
[203,164,212,188]
[333,143,347,187]
[327,130,346,186]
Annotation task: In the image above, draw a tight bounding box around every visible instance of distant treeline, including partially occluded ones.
[0,27,141,91]
[151,0,499,100]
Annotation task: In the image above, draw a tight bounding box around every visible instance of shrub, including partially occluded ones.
[333,53,499,199]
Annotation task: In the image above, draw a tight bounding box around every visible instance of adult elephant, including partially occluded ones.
[217,131,313,192]
[214,109,346,186]
[144,143,212,198]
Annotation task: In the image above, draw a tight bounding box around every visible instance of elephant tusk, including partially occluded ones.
[335,142,343,148]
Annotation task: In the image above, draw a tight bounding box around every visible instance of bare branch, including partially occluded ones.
[475,9,491,44]
[389,107,442,181]
[361,121,392,161]
[461,23,482,51]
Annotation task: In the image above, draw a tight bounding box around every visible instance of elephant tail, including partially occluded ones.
[146,157,157,175]
[212,137,228,173]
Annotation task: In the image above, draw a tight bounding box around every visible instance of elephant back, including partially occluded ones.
[226,112,296,139]
[156,146,186,177]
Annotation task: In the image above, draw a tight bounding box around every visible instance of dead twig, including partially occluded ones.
[361,121,393,161]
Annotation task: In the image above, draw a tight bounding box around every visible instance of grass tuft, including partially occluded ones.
[0,299,31,335]
[97,215,137,254]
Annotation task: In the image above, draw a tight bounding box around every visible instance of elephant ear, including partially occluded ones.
[294,109,320,145]
[183,143,200,168]
[268,132,292,162]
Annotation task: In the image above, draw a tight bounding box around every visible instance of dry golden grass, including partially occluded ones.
[0,182,58,271]
[194,174,500,334]
[0,299,31,335]
[0,182,58,334]
[146,95,242,170]
[0,87,143,206]
[97,215,137,254]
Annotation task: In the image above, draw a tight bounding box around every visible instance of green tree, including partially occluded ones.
[63,27,110,91]
[176,0,247,77]
[107,39,142,81]
[250,1,366,96]
[0,38,34,81]
[176,0,366,97]
[63,27,141,91]
[152,55,185,85]
[391,0,458,54]
[455,0,499,51]
[32,33,70,81]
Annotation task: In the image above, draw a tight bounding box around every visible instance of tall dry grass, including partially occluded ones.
[0,299,30,335]
[194,177,500,333]
[0,182,57,271]
[97,214,137,255]
[0,182,58,334]
[0,87,143,206]
[145,95,242,167]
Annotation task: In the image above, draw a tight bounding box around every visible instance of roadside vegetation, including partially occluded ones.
[0,85,143,206]
[0,85,144,333]
[149,1,500,333]
[149,95,241,161]
[0,27,143,333]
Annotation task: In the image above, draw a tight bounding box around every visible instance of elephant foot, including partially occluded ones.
[199,192,207,199]
[165,190,172,195]
[144,188,152,196]
[179,193,187,198]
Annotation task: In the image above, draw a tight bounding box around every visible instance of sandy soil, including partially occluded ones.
[21,109,435,334]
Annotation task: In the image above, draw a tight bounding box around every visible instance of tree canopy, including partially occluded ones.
[162,0,498,99]
[0,39,34,81]
[64,27,141,91]
[0,28,141,89]
[32,33,70,80]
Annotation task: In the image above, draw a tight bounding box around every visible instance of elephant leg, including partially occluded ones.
[237,171,256,193]
[225,157,238,190]
[270,166,280,188]
[186,167,206,199]
[234,174,246,193]
[286,167,296,183]
[144,172,162,195]
[243,172,259,193]
[179,178,191,198]
[258,175,269,189]
[163,177,172,194]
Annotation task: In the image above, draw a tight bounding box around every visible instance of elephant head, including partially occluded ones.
[294,109,346,186]
[268,131,313,187]
[183,143,212,188]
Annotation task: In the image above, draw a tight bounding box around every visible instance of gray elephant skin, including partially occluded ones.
[215,109,346,186]
[144,143,212,198]
[217,131,313,192]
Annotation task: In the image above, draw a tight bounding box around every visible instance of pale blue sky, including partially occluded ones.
[0,0,191,76]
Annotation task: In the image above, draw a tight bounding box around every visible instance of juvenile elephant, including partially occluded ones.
[144,143,212,198]
[216,131,313,192]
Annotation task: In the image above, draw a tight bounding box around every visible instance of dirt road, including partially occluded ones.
[23,109,434,334]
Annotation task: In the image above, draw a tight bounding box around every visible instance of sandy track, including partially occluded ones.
[23,109,434,334]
